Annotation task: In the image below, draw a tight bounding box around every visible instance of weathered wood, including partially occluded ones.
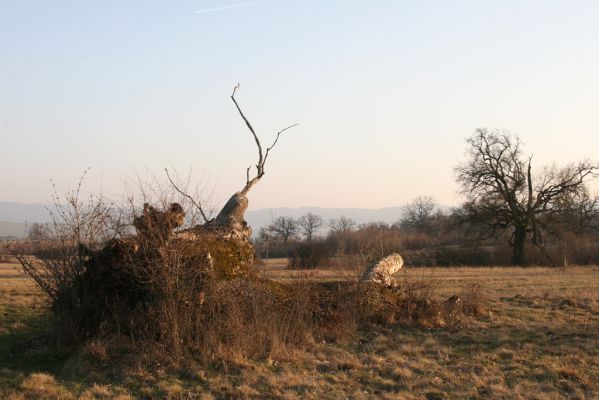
[212,191,251,238]
[361,253,404,287]
[201,85,297,240]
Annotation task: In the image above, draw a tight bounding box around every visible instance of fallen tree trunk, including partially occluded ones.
[47,85,297,340]
[361,253,404,287]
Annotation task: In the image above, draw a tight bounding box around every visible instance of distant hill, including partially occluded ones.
[0,202,51,239]
[0,202,51,224]
[0,201,450,238]
[244,207,406,234]
[0,221,28,239]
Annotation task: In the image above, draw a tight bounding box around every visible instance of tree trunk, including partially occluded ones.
[211,191,251,238]
[512,226,527,266]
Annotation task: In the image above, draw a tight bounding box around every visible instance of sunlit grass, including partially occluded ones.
[1,259,598,399]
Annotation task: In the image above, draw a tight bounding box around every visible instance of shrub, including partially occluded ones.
[15,176,122,341]
[289,241,334,269]
[14,178,487,362]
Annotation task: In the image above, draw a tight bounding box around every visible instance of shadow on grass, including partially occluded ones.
[2,294,596,399]
[0,306,77,386]
[0,306,188,398]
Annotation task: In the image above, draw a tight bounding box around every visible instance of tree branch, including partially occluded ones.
[231,84,299,194]
[263,123,299,166]
[164,168,209,223]
[231,84,263,176]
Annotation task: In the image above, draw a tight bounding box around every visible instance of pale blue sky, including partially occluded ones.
[2,1,598,210]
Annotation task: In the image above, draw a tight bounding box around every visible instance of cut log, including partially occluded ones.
[361,253,404,287]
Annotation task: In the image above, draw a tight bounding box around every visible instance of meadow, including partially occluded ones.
[1,256,598,399]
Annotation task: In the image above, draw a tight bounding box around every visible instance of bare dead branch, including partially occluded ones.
[165,168,209,223]
[231,84,298,194]
[231,84,263,176]
[263,123,299,166]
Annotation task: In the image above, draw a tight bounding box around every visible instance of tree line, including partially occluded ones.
[24,129,598,267]
[256,129,598,267]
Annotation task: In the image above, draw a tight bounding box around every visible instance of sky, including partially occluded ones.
[1,0,598,211]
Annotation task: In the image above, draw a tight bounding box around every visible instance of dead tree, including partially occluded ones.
[133,203,186,242]
[210,84,298,238]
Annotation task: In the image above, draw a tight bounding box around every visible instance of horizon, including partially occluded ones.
[2,3,599,397]
[0,199,449,211]
[2,1,599,209]
[0,201,437,238]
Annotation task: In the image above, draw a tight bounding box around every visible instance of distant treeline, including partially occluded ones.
[256,129,599,267]
[255,196,599,268]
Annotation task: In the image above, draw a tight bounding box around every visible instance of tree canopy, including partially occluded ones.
[455,128,597,265]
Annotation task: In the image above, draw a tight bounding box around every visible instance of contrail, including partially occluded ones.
[195,0,279,14]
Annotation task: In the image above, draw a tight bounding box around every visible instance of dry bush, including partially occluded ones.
[288,241,334,269]
[17,214,486,362]
[183,278,486,361]
[194,279,366,358]
[357,277,487,329]
[13,175,486,363]
[337,226,404,260]
[458,283,486,317]
[108,231,255,357]
[14,172,124,341]
[39,234,483,362]
[195,279,317,359]
[20,231,486,361]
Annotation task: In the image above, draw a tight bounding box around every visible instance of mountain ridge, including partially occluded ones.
[0,201,450,238]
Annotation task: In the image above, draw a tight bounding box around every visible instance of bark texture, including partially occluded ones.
[361,253,404,287]
[211,192,251,239]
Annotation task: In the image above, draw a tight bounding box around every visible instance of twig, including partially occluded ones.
[263,124,299,166]
[165,168,209,223]
[231,83,263,175]
[231,83,299,191]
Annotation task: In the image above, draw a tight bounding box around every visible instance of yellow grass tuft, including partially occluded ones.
[1,263,598,398]
[19,373,74,400]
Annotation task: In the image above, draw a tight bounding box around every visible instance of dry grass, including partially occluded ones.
[258,257,362,282]
[1,257,598,399]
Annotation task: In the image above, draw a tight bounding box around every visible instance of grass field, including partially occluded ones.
[1,256,598,399]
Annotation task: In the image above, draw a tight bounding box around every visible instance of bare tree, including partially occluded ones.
[211,85,298,236]
[548,188,599,234]
[328,216,356,235]
[268,216,299,247]
[455,128,597,265]
[258,226,275,261]
[298,213,323,242]
[544,188,599,267]
[28,222,50,242]
[400,196,436,232]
